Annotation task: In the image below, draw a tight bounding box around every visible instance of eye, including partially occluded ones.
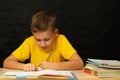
[44,38,50,41]
[36,39,41,41]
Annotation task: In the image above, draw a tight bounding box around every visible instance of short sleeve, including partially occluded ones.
[12,38,31,62]
[59,35,77,60]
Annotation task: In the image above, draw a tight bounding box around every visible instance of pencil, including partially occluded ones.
[46,49,53,61]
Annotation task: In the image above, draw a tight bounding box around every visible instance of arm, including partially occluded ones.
[40,53,84,70]
[3,54,37,71]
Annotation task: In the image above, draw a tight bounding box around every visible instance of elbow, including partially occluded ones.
[3,59,9,69]
[71,60,84,70]
[3,59,7,68]
[77,61,84,70]
[79,62,84,70]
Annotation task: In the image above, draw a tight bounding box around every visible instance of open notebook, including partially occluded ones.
[3,68,77,79]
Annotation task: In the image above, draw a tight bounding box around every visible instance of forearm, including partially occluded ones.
[3,59,25,70]
[40,60,84,70]
[51,54,84,70]
[53,60,84,70]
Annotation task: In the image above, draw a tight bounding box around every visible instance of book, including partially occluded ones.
[82,67,120,78]
[83,58,120,78]
[82,68,97,76]
[85,63,120,73]
[87,58,120,69]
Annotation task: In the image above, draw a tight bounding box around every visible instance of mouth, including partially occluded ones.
[41,47,53,52]
[41,47,49,50]
[41,47,47,49]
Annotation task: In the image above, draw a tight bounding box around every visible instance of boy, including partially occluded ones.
[3,11,84,71]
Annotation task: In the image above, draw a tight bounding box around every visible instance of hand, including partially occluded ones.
[40,61,52,69]
[23,63,37,71]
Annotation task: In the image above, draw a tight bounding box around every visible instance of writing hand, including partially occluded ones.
[40,61,57,69]
[23,63,37,71]
[40,61,49,69]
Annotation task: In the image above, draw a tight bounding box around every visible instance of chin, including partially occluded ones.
[42,47,49,51]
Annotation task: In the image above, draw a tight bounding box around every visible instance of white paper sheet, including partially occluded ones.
[3,69,73,77]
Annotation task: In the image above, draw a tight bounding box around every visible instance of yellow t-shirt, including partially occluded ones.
[12,34,77,67]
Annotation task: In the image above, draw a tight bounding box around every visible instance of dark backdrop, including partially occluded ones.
[0,0,120,67]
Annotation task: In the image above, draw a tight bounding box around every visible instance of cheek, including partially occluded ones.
[46,39,55,48]
[36,41,40,46]
[47,40,53,46]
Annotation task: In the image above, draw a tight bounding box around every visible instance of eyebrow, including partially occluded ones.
[35,37,51,41]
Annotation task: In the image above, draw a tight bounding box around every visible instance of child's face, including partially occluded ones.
[32,29,58,51]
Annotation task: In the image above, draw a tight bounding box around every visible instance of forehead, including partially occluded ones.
[32,30,53,39]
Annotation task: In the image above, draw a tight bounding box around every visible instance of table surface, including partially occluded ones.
[0,68,120,80]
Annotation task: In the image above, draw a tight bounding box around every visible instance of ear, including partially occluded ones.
[31,31,34,35]
[54,28,59,37]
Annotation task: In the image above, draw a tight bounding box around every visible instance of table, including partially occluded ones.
[0,68,120,80]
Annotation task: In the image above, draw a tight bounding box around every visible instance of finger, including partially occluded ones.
[29,63,37,71]
[28,63,33,71]
[27,63,32,72]
[31,64,35,71]
[27,65,30,72]
[23,64,29,71]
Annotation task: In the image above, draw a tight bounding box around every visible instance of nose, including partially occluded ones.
[40,41,46,47]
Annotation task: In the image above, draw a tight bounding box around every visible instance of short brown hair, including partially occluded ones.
[31,11,56,33]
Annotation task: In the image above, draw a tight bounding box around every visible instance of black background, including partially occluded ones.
[0,0,120,67]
